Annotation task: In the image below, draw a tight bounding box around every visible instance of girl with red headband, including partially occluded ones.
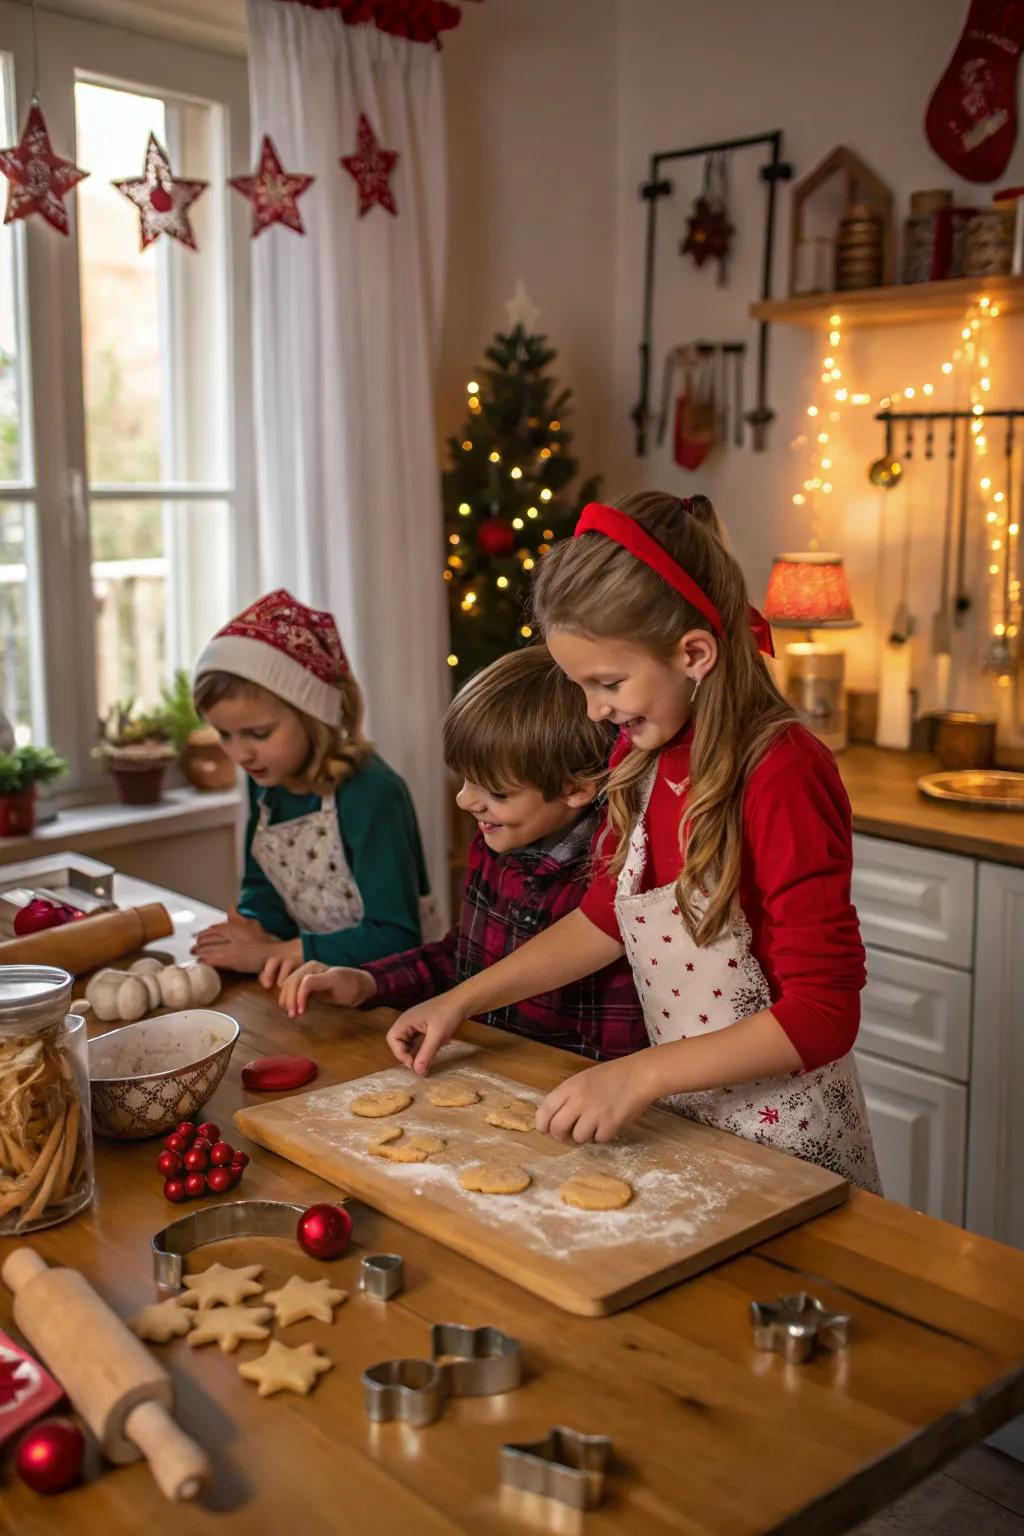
[190,590,433,977]
[387,492,879,1190]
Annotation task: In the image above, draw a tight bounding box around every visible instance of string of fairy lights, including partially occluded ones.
[790,294,1019,687]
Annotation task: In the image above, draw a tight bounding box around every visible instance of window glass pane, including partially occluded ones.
[92,499,231,715]
[0,504,38,744]
[0,59,28,484]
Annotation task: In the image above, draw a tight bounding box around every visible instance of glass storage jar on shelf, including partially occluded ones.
[0,965,94,1234]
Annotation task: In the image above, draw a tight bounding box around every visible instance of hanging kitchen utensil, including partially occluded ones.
[656,345,683,448]
[954,416,972,622]
[714,346,729,443]
[724,343,746,447]
[674,345,716,471]
[680,153,734,286]
[890,472,915,645]
[931,417,957,659]
[984,417,1017,676]
[868,417,904,489]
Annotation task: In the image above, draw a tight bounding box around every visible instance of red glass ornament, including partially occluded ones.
[15,1417,84,1494]
[164,1133,189,1155]
[476,516,516,558]
[156,1150,183,1178]
[12,898,69,937]
[183,1146,208,1173]
[206,1166,233,1194]
[296,1203,352,1260]
[195,1122,219,1142]
[174,1121,196,1141]
[184,1172,207,1198]
[209,1141,234,1167]
[163,1178,187,1203]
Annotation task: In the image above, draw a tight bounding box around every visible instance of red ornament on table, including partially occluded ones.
[297,1203,352,1260]
[206,1166,233,1194]
[12,899,72,937]
[0,97,88,236]
[476,516,516,558]
[15,1418,85,1495]
[184,1172,207,1199]
[183,1146,209,1173]
[229,135,314,238]
[113,133,208,251]
[163,1177,187,1203]
[341,113,399,218]
[195,1122,219,1142]
[925,0,1024,182]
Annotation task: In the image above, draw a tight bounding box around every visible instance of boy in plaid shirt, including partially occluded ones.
[269,647,644,1059]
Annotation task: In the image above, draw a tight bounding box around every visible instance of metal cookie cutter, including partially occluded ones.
[360,1253,404,1301]
[362,1322,521,1427]
[152,1199,307,1290]
[749,1291,851,1365]
[500,1427,612,1512]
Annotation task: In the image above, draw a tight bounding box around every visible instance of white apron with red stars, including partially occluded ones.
[614,768,881,1193]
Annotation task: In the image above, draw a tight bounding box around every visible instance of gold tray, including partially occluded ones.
[917,769,1024,810]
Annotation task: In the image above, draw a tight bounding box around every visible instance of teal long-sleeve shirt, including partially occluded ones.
[238,755,429,966]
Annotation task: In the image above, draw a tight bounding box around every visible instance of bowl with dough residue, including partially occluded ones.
[88,1009,239,1139]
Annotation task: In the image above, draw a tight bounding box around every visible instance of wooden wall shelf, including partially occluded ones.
[750,274,1024,329]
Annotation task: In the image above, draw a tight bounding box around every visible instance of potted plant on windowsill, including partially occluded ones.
[94,700,177,807]
[161,669,236,793]
[0,745,68,836]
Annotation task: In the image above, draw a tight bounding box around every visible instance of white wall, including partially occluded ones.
[439,0,618,478]
[609,0,1024,739]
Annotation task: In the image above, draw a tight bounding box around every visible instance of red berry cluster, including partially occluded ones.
[157,1121,250,1202]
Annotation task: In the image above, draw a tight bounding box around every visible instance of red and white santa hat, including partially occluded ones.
[194,590,349,726]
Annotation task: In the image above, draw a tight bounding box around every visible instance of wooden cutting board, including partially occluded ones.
[234,1053,848,1316]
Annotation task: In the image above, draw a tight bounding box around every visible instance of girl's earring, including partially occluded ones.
[690,675,703,701]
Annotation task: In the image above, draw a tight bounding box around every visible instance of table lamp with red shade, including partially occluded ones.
[763,552,859,752]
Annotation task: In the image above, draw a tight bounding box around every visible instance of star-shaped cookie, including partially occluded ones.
[263,1276,347,1328]
[181,1263,264,1311]
[238,1340,333,1397]
[129,1296,194,1344]
[187,1304,272,1353]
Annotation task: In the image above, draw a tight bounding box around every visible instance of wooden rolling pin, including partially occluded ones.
[1,1248,210,1500]
[0,903,172,974]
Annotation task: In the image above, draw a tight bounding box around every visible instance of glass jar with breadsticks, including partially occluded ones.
[0,966,94,1234]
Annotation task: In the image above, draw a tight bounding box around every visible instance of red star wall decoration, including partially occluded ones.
[229,135,314,238]
[0,97,88,236]
[340,113,398,218]
[113,133,208,251]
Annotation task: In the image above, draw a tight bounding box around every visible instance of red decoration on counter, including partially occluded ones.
[241,1054,318,1091]
[157,1120,248,1201]
[297,1203,352,1260]
[12,899,75,937]
[15,1418,84,1494]
[0,1333,64,1447]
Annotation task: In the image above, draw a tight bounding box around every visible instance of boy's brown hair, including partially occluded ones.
[443,645,612,800]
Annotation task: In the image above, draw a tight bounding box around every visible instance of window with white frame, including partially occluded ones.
[0,5,250,785]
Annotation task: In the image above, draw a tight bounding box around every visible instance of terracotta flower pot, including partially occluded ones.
[182,728,236,792]
[0,786,36,836]
[108,762,168,806]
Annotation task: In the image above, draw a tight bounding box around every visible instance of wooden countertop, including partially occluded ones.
[2,883,1024,1534]
[839,745,1024,866]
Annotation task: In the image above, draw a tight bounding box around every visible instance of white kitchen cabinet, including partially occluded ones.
[856,1051,967,1225]
[859,947,971,1080]
[852,835,976,968]
[966,861,1024,1250]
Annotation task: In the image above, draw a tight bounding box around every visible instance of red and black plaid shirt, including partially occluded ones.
[362,808,646,1060]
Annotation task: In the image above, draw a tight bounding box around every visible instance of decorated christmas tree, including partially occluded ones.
[442,285,599,687]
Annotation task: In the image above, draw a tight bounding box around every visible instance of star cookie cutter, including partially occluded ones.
[152,1199,307,1291]
[500,1427,612,1511]
[362,1322,522,1426]
[360,1253,404,1301]
[749,1291,851,1364]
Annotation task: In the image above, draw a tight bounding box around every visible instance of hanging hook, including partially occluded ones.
[924,419,935,460]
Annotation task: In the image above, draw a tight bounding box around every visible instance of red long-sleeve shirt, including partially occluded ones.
[580,724,865,1070]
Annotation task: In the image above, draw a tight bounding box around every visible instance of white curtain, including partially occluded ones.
[245,0,450,920]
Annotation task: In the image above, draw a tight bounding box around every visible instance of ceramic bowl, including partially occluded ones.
[88,1008,239,1139]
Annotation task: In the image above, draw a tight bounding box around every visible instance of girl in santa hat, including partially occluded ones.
[191,590,432,978]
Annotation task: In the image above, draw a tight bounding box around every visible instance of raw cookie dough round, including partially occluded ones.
[486,1099,536,1133]
[351,1089,413,1118]
[427,1082,481,1108]
[559,1172,633,1211]
[370,1131,445,1163]
[369,1126,403,1149]
[459,1162,531,1195]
